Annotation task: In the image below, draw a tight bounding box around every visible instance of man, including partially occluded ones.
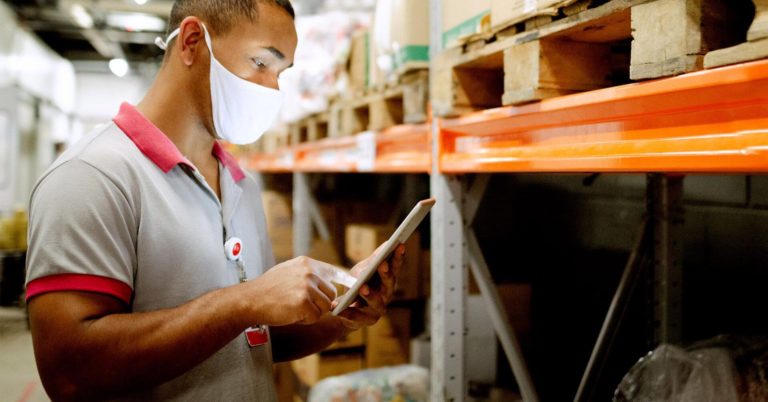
[25,1,405,400]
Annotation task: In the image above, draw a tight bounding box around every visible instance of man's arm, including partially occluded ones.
[270,316,351,362]
[271,245,405,362]
[29,256,338,402]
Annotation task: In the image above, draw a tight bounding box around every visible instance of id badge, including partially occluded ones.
[245,325,269,347]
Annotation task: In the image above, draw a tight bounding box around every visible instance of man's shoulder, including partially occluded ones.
[35,122,145,195]
[70,122,144,172]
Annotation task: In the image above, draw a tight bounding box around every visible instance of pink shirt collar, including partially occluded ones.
[113,103,246,183]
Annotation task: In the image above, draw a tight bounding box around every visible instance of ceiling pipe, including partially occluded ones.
[61,0,127,59]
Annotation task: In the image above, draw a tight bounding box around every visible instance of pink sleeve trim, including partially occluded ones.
[26,274,133,304]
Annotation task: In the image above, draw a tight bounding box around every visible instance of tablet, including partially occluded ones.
[332,198,436,316]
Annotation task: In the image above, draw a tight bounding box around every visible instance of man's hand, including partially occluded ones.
[333,244,406,330]
[245,256,340,327]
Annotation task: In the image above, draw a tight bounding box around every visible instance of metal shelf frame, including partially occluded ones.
[248,2,768,400]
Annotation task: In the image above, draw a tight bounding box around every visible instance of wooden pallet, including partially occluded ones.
[331,70,429,138]
[261,128,292,153]
[432,0,753,117]
[706,0,768,68]
[290,112,330,145]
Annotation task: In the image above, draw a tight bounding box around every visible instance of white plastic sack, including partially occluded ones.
[309,365,429,402]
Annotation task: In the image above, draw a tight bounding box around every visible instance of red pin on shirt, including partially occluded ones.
[224,237,243,261]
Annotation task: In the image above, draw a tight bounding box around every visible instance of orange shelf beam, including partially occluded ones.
[246,149,296,173]
[247,124,431,173]
[374,124,431,173]
[440,59,768,173]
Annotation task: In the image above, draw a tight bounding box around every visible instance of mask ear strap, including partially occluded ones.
[200,23,215,57]
[155,22,210,53]
[155,28,180,51]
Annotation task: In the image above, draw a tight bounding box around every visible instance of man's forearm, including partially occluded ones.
[270,316,353,362]
[30,285,253,401]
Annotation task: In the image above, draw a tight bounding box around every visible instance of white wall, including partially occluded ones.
[75,72,154,132]
[0,2,77,212]
[0,3,75,113]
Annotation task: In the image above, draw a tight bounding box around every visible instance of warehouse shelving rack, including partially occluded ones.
[248,2,768,400]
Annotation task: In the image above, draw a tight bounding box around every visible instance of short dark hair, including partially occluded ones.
[167,0,294,36]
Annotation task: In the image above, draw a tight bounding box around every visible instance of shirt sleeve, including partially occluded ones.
[25,159,137,304]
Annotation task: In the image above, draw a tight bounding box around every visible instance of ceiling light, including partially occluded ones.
[134,0,148,4]
[70,4,94,29]
[106,12,166,32]
[109,58,130,77]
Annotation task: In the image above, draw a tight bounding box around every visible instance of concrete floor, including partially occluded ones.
[0,307,49,402]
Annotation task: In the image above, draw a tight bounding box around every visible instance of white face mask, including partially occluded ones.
[156,24,283,145]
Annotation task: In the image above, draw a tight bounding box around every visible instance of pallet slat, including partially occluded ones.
[705,0,768,68]
[334,70,429,138]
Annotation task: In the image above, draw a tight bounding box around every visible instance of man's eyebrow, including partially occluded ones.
[261,46,292,68]
[264,46,285,60]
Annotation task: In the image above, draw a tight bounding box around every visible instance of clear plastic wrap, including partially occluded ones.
[308,365,429,402]
[615,335,768,402]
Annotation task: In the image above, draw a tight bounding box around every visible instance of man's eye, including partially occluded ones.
[252,58,267,69]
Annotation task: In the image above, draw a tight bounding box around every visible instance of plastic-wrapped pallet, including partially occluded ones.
[308,365,429,402]
[614,335,768,402]
[278,12,370,123]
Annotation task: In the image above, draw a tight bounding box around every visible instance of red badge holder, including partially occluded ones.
[224,237,268,348]
[245,325,269,347]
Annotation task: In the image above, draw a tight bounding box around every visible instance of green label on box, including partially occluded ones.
[394,45,430,70]
[442,9,490,49]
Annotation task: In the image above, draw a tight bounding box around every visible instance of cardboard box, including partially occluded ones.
[326,328,365,351]
[348,31,370,93]
[442,0,492,49]
[389,0,431,73]
[345,224,391,263]
[345,224,424,300]
[308,239,342,266]
[366,307,412,368]
[291,352,364,386]
[491,0,574,31]
[497,283,533,345]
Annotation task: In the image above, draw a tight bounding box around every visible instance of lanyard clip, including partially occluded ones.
[224,237,243,262]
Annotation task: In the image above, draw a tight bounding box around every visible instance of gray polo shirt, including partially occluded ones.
[25,103,278,401]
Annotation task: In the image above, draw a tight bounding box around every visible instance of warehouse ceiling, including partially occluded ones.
[4,0,172,61]
[3,0,374,62]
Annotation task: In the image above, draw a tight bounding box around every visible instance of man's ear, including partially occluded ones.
[177,17,205,67]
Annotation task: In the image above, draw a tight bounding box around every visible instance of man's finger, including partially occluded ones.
[377,260,396,301]
[308,285,333,314]
[314,275,337,302]
[392,244,406,276]
[358,288,386,311]
[309,259,356,288]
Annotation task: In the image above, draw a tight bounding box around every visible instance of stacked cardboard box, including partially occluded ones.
[348,31,371,94]
[291,352,365,387]
[0,209,27,251]
[366,307,412,368]
[347,0,431,94]
[442,0,492,49]
[385,0,431,75]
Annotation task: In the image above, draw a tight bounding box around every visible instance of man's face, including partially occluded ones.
[208,3,297,90]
